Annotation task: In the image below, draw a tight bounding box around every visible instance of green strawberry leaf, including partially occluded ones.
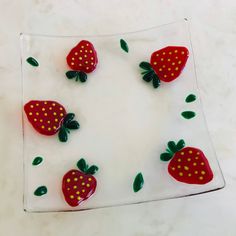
[66,120,80,130]
[58,126,68,142]
[139,61,152,70]
[142,71,153,82]
[160,152,173,161]
[66,71,78,79]
[120,39,129,53]
[133,172,144,193]
[32,156,43,166]
[141,70,150,75]
[176,139,185,151]
[34,186,47,196]
[26,57,39,67]
[86,165,99,175]
[185,94,196,103]
[77,158,88,172]
[167,141,178,153]
[63,113,75,126]
[152,74,160,88]
[78,72,87,83]
[181,111,196,119]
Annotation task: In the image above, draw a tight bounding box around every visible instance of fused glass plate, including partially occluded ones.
[20,19,225,212]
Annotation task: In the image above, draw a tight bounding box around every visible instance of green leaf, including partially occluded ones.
[66,71,78,79]
[66,120,80,130]
[142,71,153,82]
[78,72,87,83]
[58,127,68,142]
[176,139,185,151]
[181,111,196,119]
[34,186,47,196]
[120,39,129,53]
[32,156,43,166]
[167,141,177,153]
[139,61,152,70]
[86,165,99,175]
[185,94,196,103]
[26,57,39,67]
[160,152,173,161]
[152,74,160,88]
[133,172,144,193]
[77,158,87,172]
[63,113,75,126]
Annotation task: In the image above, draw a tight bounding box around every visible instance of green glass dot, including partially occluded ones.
[26,57,39,67]
[181,111,196,119]
[185,94,196,103]
[120,39,129,53]
[133,172,144,193]
[32,156,43,166]
[34,186,47,196]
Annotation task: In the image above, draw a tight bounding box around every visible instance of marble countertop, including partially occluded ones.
[0,0,236,235]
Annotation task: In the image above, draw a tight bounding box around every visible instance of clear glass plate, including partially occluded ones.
[20,19,225,212]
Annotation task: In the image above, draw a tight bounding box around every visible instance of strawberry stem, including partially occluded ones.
[139,61,160,88]
[76,158,99,175]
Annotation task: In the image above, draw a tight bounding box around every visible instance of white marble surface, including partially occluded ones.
[0,0,236,235]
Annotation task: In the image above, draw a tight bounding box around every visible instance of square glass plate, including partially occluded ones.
[20,19,225,212]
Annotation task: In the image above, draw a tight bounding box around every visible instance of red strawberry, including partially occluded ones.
[24,100,80,142]
[139,46,189,88]
[66,40,98,83]
[62,158,98,207]
[160,140,213,185]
